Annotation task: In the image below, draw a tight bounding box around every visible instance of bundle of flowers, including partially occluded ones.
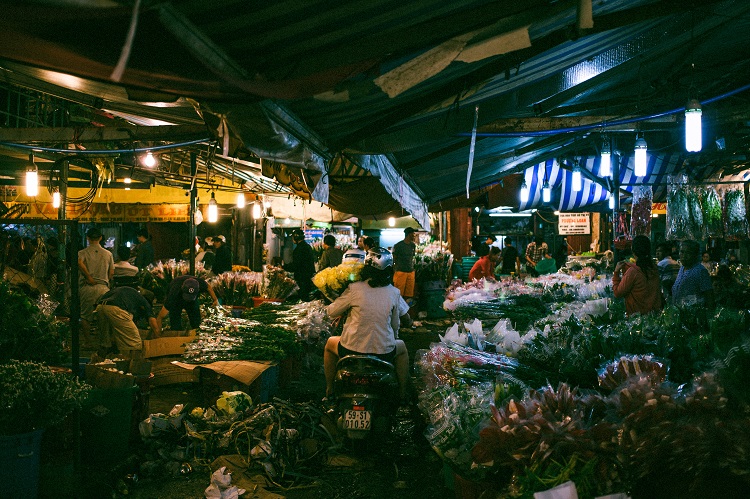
[242,299,334,345]
[723,185,750,240]
[414,240,454,284]
[312,261,364,301]
[701,186,724,238]
[308,238,325,262]
[262,265,298,300]
[140,259,210,302]
[183,310,302,363]
[209,271,264,307]
[666,175,701,240]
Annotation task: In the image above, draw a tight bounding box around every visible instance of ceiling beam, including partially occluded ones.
[477,115,677,134]
[0,125,210,143]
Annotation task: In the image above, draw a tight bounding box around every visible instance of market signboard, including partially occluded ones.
[9,202,189,222]
[558,212,590,235]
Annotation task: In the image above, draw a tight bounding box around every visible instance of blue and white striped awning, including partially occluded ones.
[517,152,733,211]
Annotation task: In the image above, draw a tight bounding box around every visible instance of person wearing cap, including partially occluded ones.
[318,234,344,271]
[285,229,315,301]
[95,286,158,358]
[155,275,219,332]
[212,235,233,275]
[392,227,417,301]
[78,226,114,348]
[134,228,154,270]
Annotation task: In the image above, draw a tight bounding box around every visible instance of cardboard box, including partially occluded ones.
[142,333,197,358]
[171,360,279,404]
[150,357,200,386]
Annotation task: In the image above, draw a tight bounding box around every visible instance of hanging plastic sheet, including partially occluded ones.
[700,186,723,239]
[630,185,653,237]
[721,184,749,240]
[666,174,697,240]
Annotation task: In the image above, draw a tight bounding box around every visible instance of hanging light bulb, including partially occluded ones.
[600,136,612,177]
[252,202,261,219]
[634,133,648,177]
[609,192,615,210]
[571,160,582,192]
[26,154,38,197]
[263,198,271,209]
[142,151,156,168]
[124,177,132,191]
[236,192,245,209]
[388,217,396,227]
[685,98,702,152]
[52,189,61,209]
[542,180,551,203]
[519,180,530,204]
[207,192,218,223]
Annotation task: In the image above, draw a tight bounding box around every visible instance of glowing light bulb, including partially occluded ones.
[236,193,245,209]
[520,181,529,204]
[600,137,611,177]
[634,134,648,177]
[124,177,132,191]
[609,193,615,210]
[252,203,261,219]
[388,217,396,227]
[207,192,218,223]
[143,151,156,168]
[26,155,38,197]
[542,181,551,203]
[52,190,61,208]
[685,99,702,152]
[572,163,582,192]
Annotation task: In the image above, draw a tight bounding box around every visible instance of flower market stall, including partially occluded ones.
[415,270,750,498]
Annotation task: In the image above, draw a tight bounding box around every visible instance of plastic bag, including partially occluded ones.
[439,323,468,345]
[666,175,694,240]
[722,185,749,240]
[204,466,246,499]
[630,185,653,237]
[597,355,668,391]
[700,186,723,238]
[215,391,253,416]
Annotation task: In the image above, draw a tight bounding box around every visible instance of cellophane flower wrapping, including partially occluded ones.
[700,185,723,238]
[311,261,364,301]
[629,185,653,237]
[262,265,299,300]
[666,174,698,240]
[722,185,749,240]
[140,259,210,302]
[415,241,454,285]
[208,271,264,307]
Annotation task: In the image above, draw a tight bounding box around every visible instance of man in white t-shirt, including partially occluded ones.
[78,226,114,348]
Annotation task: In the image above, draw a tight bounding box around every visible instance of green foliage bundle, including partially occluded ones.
[0,360,90,436]
[0,280,69,364]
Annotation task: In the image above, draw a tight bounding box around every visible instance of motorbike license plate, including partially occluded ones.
[343,409,371,430]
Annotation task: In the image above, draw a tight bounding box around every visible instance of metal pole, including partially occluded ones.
[613,155,621,264]
[188,152,197,275]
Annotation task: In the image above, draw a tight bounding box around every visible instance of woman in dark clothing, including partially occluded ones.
[211,235,233,275]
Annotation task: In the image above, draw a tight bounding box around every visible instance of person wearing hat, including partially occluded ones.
[155,275,219,333]
[78,226,114,348]
[285,229,315,300]
[95,286,158,358]
[392,227,417,301]
[212,235,233,275]
[134,228,154,270]
[196,236,215,269]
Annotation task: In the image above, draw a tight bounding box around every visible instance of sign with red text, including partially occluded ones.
[558,212,590,235]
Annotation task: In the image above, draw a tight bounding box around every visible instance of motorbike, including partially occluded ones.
[333,354,399,440]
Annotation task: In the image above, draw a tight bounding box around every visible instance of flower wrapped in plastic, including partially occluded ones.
[312,261,364,301]
[700,185,723,238]
[262,265,298,300]
[140,259,210,302]
[666,174,697,240]
[208,271,264,307]
[414,240,454,285]
[722,185,749,240]
[630,185,653,237]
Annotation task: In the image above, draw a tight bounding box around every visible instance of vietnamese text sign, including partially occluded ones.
[10,202,189,222]
[558,212,590,235]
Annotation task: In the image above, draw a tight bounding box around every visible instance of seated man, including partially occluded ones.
[95,286,159,358]
[469,246,501,281]
[155,275,219,333]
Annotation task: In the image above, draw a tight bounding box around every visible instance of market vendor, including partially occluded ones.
[525,235,548,276]
[469,246,501,280]
[155,275,219,333]
[95,286,159,358]
[672,240,715,309]
[612,235,663,316]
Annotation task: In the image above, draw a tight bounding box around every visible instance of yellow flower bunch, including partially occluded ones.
[313,262,364,300]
